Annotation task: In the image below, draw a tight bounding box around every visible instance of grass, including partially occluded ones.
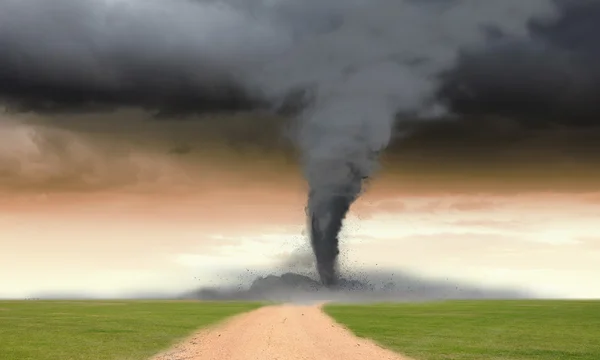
[0,300,263,360]
[325,300,600,360]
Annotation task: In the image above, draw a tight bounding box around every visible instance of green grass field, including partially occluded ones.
[325,300,600,360]
[0,300,262,360]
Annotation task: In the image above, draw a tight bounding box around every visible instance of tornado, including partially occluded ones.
[1,0,600,287]
[308,183,354,286]
[297,99,387,286]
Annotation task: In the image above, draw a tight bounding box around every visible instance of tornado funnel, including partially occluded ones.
[308,191,353,287]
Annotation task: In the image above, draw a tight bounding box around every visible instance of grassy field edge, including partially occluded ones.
[0,300,264,360]
[324,300,600,360]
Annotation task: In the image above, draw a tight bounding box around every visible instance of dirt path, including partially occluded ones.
[151,303,410,360]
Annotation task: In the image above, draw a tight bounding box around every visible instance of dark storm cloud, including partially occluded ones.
[379,1,600,183]
[437,0,600,126]
[1,0,598,124]
[0,0,280,115]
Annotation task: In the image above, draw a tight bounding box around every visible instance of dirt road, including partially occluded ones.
[152,303,410,360]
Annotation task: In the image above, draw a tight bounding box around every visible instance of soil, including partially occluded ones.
[151,303,410,360]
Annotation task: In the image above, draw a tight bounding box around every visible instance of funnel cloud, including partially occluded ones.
[1,0,599,285]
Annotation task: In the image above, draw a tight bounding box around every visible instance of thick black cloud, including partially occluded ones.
[0,77,265,116]
[0,0,272,116]
[437,0,600,127]
[1,0,598,125]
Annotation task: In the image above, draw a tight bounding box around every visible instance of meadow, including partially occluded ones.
[325,300,600,360]
[3,299,599,360]
[0,300,262,360]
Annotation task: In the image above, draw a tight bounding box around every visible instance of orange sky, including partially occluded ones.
[1,113,600,299]
[2,188,600,299]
